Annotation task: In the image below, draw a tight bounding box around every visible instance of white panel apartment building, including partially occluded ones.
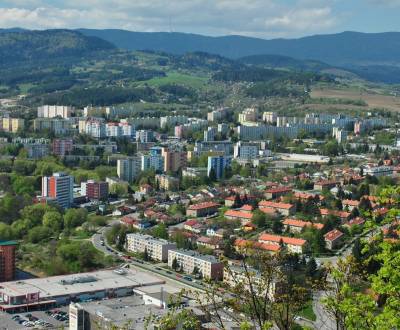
[168,249,223,280]
[160,115,188,128]
[38,105,73,119]
[234,141,259,160]
[125,234,176,262]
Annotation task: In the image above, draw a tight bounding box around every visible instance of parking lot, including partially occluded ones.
[0,307,69,330]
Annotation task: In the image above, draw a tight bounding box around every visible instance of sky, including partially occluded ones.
[0,0,400,39]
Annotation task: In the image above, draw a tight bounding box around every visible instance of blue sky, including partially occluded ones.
[0,0,399,39]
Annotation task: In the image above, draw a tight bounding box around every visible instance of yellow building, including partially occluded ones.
[2,118,24,133]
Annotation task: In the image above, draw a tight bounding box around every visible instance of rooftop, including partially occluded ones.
[0,269,164,300]
[324,229,344,241]
[259,200,294,210]
[259,233,307,246]
[0,240,18,246]
[188,201,220,210]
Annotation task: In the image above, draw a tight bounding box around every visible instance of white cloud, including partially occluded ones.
[0,0,339,38]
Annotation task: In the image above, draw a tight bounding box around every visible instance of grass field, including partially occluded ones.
[297,301,317,321]
[144,71,209,89]
[311,87,400,112]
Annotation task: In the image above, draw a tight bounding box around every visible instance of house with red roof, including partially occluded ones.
[197,236,223,250]
[224,195,256,207]
[343,217,365,229]
[320,209,351,222]
[186,201,220,217]
[234,238,280,253]
[324,229,344,250]
[342,199,360,211]
[224,209,253,225]
[282,219,324,233]
[264,186,292,200]
[183,219,205,234]
[259,200,295,216]
[314,180,338,191]
[294,191,324,203]
[258,233,307,254]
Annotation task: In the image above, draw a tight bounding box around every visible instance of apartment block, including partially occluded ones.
[42,172,74,209]
[233,141,259,160]
[2,118,24,133]
[162,148,187,172]
[81,180,109,200]
[126,234,176,262]
[37,105,72,118]
[34,118,71,135]
[207,155,232,179]
[155,174,179,191]
[52,139,73,156]
[168,249,223,280]
[117,157,142,183]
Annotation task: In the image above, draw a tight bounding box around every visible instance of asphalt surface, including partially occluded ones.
[0,307,69,330]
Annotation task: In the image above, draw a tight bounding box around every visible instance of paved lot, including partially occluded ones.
[0,307,69,330]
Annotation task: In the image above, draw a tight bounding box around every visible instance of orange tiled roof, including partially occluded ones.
[259,200,294,210]
[265,186,292,194]
[320,208,350,218]
[342,199,360,207]
[324,229,344,241]
[188,201,220,210]
[282,219,324,230]
[234,238,280,252]
[225,209,253,220]
[259,233,306,246]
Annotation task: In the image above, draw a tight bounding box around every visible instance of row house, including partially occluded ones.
[234,238,281,254]
[320,209,351,222]
[258,233,307,254]
[264,186,292,200]
[282,219,324,233]
[258,201,295,216]
[125,233,176,262]
[186,201,220,217]
[314,180,338,191]
[168,249,223,280]
[224,209,253,225]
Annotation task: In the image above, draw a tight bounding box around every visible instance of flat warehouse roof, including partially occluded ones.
[0,269,165,299]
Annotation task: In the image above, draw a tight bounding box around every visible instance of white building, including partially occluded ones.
[79,118,106,138]
[363,164,393,177]
[234,141,259,160]
[262,111,277,124]
[136,130,154,143]
[160,115,188,128]
[207,107,229,122]
[168,249,223,280]
[332,127,347,144]
[125,234,176,262]
[106,122,135,138]
[37,105,73,119]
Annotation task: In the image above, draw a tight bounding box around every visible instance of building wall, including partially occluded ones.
[0,244,17,282]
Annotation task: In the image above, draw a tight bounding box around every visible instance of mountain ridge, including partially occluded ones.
[76,29,400,66]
